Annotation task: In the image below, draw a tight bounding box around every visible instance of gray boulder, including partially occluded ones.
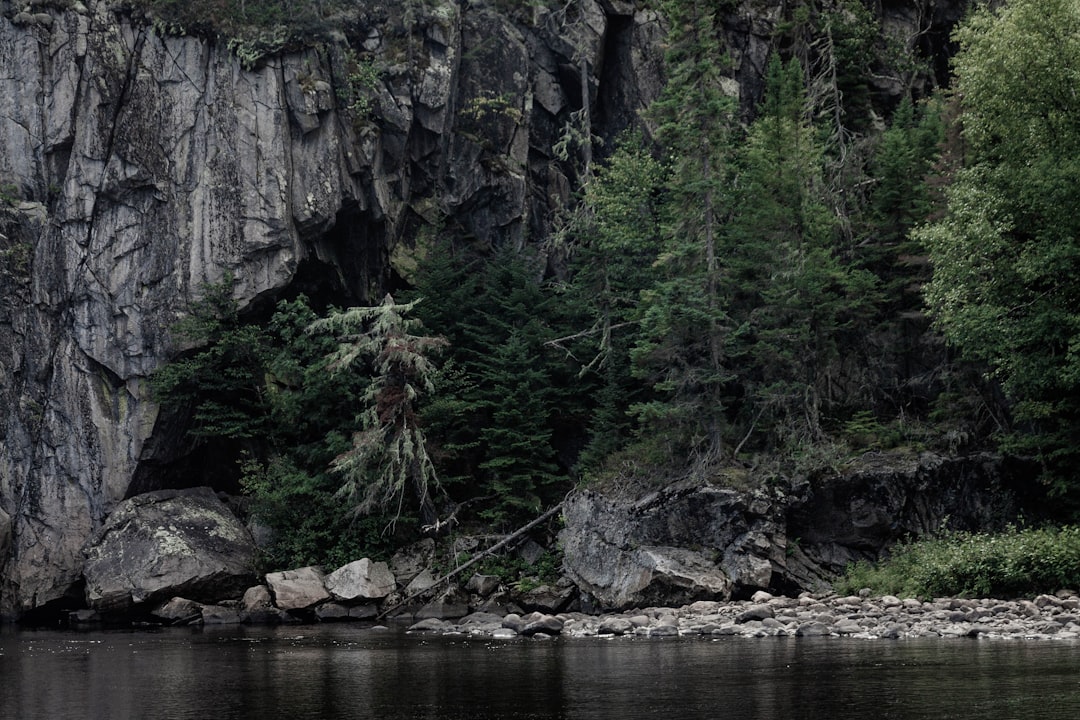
[465,574,501,597]
[389,539,436,585]
[82,488,257,613]
[240,585,288,624]
[325,558,396,601]
[520,612,564,636]
[201,604,243,625]
[405,568,440,596]
[265,567,331,611]
[416,586,470,620]
[152,596,203,624]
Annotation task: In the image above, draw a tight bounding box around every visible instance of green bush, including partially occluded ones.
[836,525,1080,599]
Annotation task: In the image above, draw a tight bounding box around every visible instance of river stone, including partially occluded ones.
[266,567,331,611]
[465,574,501,597]
[409,618,452,632]
[796,621,832,637]
[82,488,257,613]
[240,585,286,624]
[737,604,775,623]
[598,617,634,635]
[201,604,242,625]
[521,613,564,636]
[325,558,396,601]
[415,586,470,620]
[389,539,436,585]
[152,597,204,624]
[316,602,358,622]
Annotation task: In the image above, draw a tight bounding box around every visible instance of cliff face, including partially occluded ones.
[0,0,672,618]
[0,0,966,619]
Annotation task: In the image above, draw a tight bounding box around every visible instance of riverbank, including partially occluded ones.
[402,590,1080,641]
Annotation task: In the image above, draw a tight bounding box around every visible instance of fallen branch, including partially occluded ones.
[377,500,565,619]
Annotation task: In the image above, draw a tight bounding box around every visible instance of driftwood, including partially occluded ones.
[376,501,565,619]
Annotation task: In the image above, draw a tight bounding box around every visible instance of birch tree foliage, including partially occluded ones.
[308,294,448,526]
[919,0,1080,492]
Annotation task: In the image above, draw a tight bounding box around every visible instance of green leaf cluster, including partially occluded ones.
[836,525,1080,600]
[919,0,1080,496]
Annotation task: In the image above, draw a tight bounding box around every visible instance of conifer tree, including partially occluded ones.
[728,54,875,448]
[308,295,447,527]
[568,132,666,468]
[633,0,739,464]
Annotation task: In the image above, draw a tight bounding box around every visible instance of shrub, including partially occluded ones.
[836,525,1080,599]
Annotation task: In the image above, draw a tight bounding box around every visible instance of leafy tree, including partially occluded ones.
[918,0,1080,496]
[308,295,448,527]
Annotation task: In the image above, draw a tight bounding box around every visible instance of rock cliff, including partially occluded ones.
[560,451,1026,610]
[0,0,969,619]
[0,0,669,619]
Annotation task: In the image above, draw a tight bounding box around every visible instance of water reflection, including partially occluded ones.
[2,626,1078,720]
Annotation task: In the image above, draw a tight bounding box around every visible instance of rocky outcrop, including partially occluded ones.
[81,487,257,613]
[0,0,972,619]
[0,0,665,618]
[561,451,1023,610]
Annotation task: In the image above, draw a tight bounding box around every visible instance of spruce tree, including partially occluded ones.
[308,295,447,527]
[728,54,875,448]
[568,132,667,468]
[633,0,739,464]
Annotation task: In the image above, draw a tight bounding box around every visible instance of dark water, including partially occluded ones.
[2,625,1078,719]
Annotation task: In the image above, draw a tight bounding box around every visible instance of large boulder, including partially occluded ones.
[265,566,331,611]
[324,558,396,601]
[82,488,257,613]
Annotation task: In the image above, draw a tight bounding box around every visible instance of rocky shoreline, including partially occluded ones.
[402,591,1080,642]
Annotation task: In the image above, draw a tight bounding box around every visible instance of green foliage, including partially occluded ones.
[240,455,395,571]
[337,49,383,122]
[567,132,667,468]
[410,247,586,528]
[836,525,1080,599]
[633,0,739,464]
[132,0,354,68]
[307,295,448,526]
[919,0,1080,494]
[725,54,877,450]
[151,275,273,440]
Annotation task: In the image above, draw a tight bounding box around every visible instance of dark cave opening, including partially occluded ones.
[127,205,392,501]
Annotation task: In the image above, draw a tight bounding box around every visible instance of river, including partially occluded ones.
[1,625,1078,719]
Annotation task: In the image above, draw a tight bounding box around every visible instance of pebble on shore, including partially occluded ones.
[405,590,1080,641]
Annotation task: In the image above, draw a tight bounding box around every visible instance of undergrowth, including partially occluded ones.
[835,525,1080,599]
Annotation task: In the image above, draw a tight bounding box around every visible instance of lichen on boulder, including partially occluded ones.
[82,487,257,613]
